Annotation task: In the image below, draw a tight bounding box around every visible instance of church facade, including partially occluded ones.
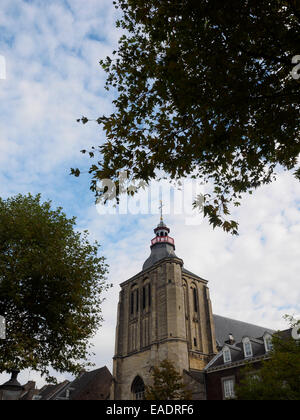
[111,218,218,400]
[111,218,273,400]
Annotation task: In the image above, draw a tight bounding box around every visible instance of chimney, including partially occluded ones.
[228,333,235,345]
[23,381,36,391]
[225,333,235,345]
[78,369,86,378]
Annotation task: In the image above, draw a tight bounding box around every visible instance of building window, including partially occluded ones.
[243,337,253,358]
[148,284,151,307]
[264,334,273,352]
[130,292,134,315]
[223,378,235,399]
[131,376,145,400]
[192,288,198,313]
[142,287,146,309]
[223,347,231,363]
[136,289,139,313]
[193,338,197,347]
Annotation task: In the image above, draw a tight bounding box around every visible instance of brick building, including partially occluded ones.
[205,329,274,399]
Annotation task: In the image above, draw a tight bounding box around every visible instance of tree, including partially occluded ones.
[0,194,110,381]
[74,0,300,234]
[235,316,300,400]
[145,359,191,400]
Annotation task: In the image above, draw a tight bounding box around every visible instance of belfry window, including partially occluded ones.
[142,287,146,309]
[193,288,198,313]
[130,292,134,315]
[136,289,139,313]
[148,284,151,307]
[131,376,145,400]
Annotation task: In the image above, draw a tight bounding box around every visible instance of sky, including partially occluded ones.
[0,0,300,389]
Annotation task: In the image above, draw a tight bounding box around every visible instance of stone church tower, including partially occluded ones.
[111,217,217,400]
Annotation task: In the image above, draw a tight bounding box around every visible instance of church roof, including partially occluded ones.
[213,314,274,347]
[142,243,180,271]
[182,267,207,282]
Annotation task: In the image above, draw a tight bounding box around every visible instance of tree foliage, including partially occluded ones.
[0,194,110,381]
[74,0,300,234]
[236,316,300,400]
[145,359,192,400]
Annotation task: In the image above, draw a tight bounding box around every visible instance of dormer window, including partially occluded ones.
[242,337,253,358]
[264,334,273,352]
[223,347,231,363]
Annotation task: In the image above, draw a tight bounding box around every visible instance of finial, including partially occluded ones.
[159,200,164,223]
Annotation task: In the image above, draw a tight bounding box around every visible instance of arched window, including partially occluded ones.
[136,289,139,313]
[131,376,145,400]
[130,292,134,315]
[192,287,198,313]
[263,333,273,352]
[130,286,139,316]
[148,284,151,307]
[142,286,146,309]
[242,337,253,358]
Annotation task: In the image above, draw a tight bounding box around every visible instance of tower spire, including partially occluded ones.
[159,200,164,223]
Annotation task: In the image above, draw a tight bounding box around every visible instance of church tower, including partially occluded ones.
[111,216,217,400]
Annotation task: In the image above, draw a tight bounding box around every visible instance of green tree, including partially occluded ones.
[0,194,110,381]
[145,359,192,400]
[74,0,300,234]
[236,316,300,400]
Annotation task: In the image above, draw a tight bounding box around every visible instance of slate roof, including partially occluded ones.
[182,267,207,282]
[37,380,70,400]
[213,314,274,347]
[143,243,180,271]
[185,370,205,384]
[142,243,207,283]
[205,336,272,371]
[69,366,112,400]
[19,381,39,400]
[53,366,112,400]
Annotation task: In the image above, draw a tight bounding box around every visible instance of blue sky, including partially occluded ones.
[0,0,300,388]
